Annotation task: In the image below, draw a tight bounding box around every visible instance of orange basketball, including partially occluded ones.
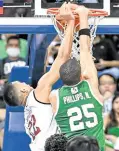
[56,16,80,32]
[47,4,108,32]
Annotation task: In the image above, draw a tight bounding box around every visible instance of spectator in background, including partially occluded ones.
[104,94,119,137]
[0,34,27,59]
[104,94,119,151]
[99,74,117,115]
[0,35,26,80]
[93,36,119,79]
[45,134,67,151]
[66,136,100,151]
[105,35,119,53]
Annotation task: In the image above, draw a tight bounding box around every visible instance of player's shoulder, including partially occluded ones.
[49,89,60,102]
[50,89,59,97]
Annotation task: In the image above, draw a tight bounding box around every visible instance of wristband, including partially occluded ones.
[79,28,90,37]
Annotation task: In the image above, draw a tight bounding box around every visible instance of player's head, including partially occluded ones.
[99,74,117,95]
[45,134,67,151]
[60,58,81,86]
[66,136,100,151]
[3,81,33,106]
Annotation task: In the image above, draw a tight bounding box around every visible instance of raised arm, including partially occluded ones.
[39,5,74,86]
[75,7,103,102]
[34,3,75,102]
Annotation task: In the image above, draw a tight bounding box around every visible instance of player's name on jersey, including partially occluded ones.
[63,92,91,104]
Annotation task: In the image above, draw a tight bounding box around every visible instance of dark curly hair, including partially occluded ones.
[45,134,67,151]
[60,58,81,86]
[66,136,100,151]
[3,82,20,106]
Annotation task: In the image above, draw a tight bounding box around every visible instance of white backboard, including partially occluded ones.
[34,0,119,26]
[0,0,119,28]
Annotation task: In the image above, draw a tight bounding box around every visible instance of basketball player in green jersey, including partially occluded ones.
[49,6,105,151]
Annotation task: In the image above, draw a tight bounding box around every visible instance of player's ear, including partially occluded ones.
[80,74,87,81]
[81,70,89,80]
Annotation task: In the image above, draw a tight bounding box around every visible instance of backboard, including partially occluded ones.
[41,0,103,9]
[34,0,119,27]
[110,0,119,17]
[35,0,110,19]
[3,0,32,6]
[1,0,34,17]
[0,0,119,34]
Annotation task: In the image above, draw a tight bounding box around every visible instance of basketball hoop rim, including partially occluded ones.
[47,7,108,17]
[47,6,108,61]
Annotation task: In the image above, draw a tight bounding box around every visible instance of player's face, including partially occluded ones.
[99,75,116,95]
[113,97,119,113]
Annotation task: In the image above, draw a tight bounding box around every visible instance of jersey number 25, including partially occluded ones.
[67,104,98,131]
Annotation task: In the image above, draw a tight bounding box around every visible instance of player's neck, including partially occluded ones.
[21,89,33,106]
[64,82,79,87]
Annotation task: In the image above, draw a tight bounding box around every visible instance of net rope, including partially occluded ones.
[50,14,104,61]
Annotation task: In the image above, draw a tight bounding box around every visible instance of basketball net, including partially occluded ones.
[51,15,104,61]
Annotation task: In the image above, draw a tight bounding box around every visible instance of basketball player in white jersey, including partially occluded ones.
[3,3,75,151]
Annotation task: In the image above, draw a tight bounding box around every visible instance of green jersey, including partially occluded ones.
[55,80,105,151]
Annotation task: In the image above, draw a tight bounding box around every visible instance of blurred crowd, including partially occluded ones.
[0,34,28,151]
[0,34,119,151]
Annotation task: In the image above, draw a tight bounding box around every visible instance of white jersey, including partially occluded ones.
[24,90,57,151]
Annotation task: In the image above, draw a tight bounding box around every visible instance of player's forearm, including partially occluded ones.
[0,109,6,121]
[78,10,97,76]
[79,14,90,52]
[57,20,74,59]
